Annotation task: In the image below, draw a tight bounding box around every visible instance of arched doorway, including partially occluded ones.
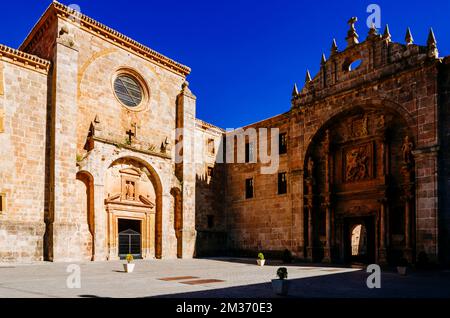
[76,171,95,261]
[104,157,162,260]
[304,106,416,264]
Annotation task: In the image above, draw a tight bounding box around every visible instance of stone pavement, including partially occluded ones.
[0,258,449,298]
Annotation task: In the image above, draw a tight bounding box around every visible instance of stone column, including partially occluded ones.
[323,202,332,263]
[322,130,332,263]
[400,136,415,263]
[404,199,412,253]
[378,197,388,264]
[307,204,314,262]
[401,164,414,263]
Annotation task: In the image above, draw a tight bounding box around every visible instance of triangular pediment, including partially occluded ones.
[105,193,155,208]
[119,168,141,177]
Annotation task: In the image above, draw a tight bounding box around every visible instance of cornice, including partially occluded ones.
[195,119,225,133]
[20,1,191,77]
[92,136,172,160]
[0,44,51,74]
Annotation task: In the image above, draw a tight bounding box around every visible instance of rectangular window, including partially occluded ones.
[245,142,255,163]
[0,194,5,213]
[279,133,287,155]
[207,215,215,229]
[278,173,287,195]
[207,138,215,155]
[245,178,254,199]
[207,166,214,177]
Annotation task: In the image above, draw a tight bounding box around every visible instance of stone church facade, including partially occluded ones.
[0,2,449,265]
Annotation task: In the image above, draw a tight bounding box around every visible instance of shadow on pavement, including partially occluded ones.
[149,269,450,299]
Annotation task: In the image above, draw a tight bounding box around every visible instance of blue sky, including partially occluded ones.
[1,0,449,128]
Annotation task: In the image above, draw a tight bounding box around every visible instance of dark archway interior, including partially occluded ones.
[118,219,141,233]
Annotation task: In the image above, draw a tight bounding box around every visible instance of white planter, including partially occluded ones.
[397,266,407,276]
[124,263,135,273]
[257,259,265,266]
[272,279,290,296]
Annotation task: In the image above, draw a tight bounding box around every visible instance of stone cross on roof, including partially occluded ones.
[346,17,359,47]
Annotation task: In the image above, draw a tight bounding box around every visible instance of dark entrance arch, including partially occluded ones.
[303,106,416,265]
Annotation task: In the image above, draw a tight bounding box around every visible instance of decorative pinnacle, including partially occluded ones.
[292,83,299,97]
[367,22,378,39]
[321,53,327,65]
[346,17,359,47]
[305,70,312,83]
[383,24,392,41]
[427,28,438,58]
[331,39,338,55]
[405,27,414,45]
[427,28,437,47]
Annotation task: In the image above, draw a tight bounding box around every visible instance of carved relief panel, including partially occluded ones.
[343,142,374,183]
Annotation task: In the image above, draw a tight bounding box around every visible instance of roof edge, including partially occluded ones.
[0,44,51,73]
[19,1,191,77]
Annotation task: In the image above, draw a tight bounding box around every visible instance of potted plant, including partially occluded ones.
[272,267,290,296]
[257,253,265,266]
[397,258,408,276]
[124,254,135,273]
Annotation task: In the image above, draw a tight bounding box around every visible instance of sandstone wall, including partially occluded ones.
[194,120,227,256]
[0,56,49,262]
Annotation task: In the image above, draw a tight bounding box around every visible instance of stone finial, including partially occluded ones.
[292,83,299,97]
[331,39,338,55]
[383,24,392,42]
[427,28,438,58]
[367,22,378,39]
[321,53,327,65]
[346,17,359,47]
[180,80,194,97]
[305,70,312,83]
[405,27,414,45]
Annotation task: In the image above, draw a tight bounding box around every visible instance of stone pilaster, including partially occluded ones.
[176,82,197,259]
[47,20,80,262]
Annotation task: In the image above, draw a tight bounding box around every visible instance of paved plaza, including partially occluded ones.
[0,258,449,298]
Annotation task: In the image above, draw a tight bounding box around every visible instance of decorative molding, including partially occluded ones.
[412,145,440,156]
[92,136,172,160]
[0,44,51,74]
[20,1,190,77]
[0,61,4,95]
[195,119,225,133]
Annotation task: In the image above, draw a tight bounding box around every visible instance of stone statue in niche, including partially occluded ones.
[401,136,414,165]
[346,146,369,182]
[377,114,385,129]
[361,115,369,136]
[125,181,136,201]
